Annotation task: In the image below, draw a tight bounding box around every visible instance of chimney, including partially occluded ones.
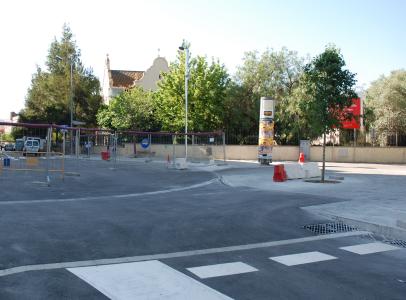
[106,54,110,70]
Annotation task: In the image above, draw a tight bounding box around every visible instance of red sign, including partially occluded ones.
[341,98,361,129]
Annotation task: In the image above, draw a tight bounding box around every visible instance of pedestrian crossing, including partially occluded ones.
[187,262,258,279]
[67,241,402,300]
[68,260,233,300]
[269,251,337,266]
[339,242,399,255]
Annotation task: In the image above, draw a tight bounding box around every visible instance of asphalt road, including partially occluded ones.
[0,161,405,299]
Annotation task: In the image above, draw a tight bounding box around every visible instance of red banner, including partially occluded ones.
[341,98,361,129]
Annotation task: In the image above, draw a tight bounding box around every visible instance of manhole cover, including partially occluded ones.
[384,239,406,248]
[303,222,358,235]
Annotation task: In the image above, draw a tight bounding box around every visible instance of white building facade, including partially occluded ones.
[102,55,169,104]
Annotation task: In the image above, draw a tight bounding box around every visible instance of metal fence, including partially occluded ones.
[0,122,65,185]
[0,121,226,183]
[225,126,406,147]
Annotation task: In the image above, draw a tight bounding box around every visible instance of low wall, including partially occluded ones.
[92,143,220,160]
[310,146,406,163]
[223,145,299,161]
[224,145,406,163]
[91,144,406,164]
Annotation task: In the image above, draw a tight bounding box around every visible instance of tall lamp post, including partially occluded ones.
[56,55,74,128]
[56,55,74,154]
[178,41,190,160]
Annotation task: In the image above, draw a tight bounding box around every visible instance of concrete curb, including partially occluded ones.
[397,220,406,230]
[335,216,406,241]
[303,208,406,240]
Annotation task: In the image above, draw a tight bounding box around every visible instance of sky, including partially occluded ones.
[0,0,405,120]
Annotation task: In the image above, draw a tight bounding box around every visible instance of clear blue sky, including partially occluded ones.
[1,0,405,120]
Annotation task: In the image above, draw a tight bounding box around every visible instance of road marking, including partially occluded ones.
[339,242,399,255]
[270,251,337,266]
[68,260,233,300]
[0,178,219,205]
[0,231,370,277]
[187,262,258,279]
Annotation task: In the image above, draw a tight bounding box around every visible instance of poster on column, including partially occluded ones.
[258,97,275,163]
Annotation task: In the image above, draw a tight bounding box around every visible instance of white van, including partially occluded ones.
[24,139,40,155]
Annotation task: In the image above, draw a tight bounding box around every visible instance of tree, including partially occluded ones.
[20,24,103,126]
[231,48,306,144]
[296,46,357,181]
[97,86,159,131]
[365,70,406,145]
[155,50,230,132]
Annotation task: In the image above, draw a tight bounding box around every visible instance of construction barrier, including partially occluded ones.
[0,151,64,183]
[284,162,321,179]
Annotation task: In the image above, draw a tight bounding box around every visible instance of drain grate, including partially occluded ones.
[303,222,358,235]
[384,239,406,248]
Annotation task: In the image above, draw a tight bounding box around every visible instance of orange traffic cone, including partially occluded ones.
[298,152,305,164]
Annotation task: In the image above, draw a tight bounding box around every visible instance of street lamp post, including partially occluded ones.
[179,41,190,160]
[56,55,74,128]
[56,55,74,154]
[69,61,73,129]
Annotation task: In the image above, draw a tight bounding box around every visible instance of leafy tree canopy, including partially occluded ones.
[155,50,231,132]
[293,45,357,180]
[230,48,306,144]
[20,24,103,126]
[295,46,357,135]
[97,86,159,131]
[365,70,406,135]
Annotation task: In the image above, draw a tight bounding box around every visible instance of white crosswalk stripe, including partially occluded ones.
[187,262,258,279]
[339,242,399,255]
[66,241,403,299]
[269,251,337,266]
[68,260,233,300]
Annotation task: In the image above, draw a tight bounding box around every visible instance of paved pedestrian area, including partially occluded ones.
[0,159,405,299]
[220,161,406,239]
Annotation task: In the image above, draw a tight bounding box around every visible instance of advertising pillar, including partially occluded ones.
[258,97,275,165]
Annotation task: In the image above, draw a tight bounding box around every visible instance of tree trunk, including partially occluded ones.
[322,132,326,182]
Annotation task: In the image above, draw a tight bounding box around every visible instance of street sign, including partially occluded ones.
[141,138,150,149]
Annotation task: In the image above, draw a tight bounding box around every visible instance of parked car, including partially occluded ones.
[15,139,24,151]
[4,143,15,151]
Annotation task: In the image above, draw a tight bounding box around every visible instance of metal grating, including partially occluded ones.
[384,239,406,248]
[303,222,358,235]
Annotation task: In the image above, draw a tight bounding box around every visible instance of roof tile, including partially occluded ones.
[110,70,144,88]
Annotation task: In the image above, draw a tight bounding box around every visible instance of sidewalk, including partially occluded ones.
[217,161,406,240]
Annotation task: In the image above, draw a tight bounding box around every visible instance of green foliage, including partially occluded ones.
[365,70,406,135]
[0,132,13,142]
[296,46,357,135]
[155,51,230,132]
[20,24,103,126]
[293,45,357,180]
[97,87,159,131]
[231,48,306,144]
